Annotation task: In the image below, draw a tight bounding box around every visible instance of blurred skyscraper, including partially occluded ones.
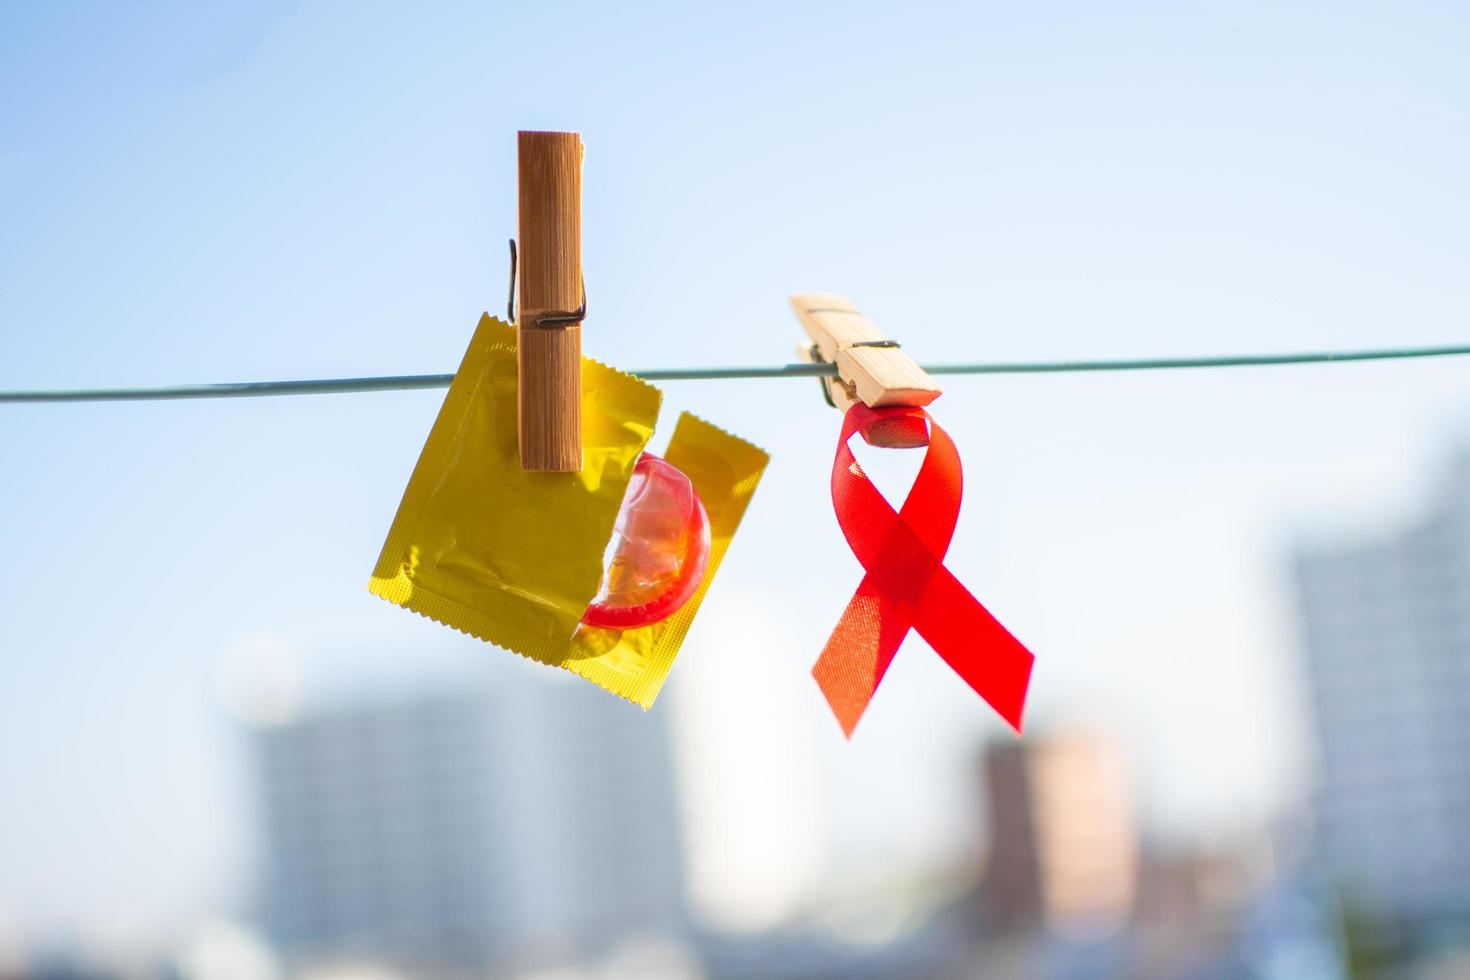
[252,673,687,975]
[1294,453,1470,933]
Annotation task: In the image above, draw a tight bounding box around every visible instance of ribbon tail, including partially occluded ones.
[812,584,913,737]
[812,594,881,738]
[913,569,1035,733]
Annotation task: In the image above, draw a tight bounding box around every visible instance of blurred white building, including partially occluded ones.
[253,673,688,974]
[1294,453,1470,928]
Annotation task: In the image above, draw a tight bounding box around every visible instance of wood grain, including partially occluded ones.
[517,131,583,471]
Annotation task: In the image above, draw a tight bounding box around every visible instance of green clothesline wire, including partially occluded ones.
[3,343,1470,403]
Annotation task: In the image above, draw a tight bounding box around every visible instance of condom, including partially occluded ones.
[583,454,711,630]
[370,314,768,708]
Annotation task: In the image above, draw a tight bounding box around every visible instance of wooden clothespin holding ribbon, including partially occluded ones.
[792,292,941,449]
[791,292,1035,738]
[517,131,586,472]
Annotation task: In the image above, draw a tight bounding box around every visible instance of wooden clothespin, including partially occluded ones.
[791,293,942,448]
[517,131,585,472]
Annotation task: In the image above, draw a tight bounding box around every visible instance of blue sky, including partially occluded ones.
[4,0,1470,949]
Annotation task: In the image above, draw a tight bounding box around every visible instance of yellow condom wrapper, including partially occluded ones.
[369,314,768,706]
[370,314,660,664]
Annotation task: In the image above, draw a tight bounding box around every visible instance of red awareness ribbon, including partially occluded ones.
[812,403,1034,736]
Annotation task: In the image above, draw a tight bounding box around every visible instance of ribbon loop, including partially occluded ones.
[813,403,1034,736]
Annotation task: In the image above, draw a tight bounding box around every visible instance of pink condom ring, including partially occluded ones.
[582,453,711,630]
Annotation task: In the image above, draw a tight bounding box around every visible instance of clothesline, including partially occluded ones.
[3,342,1470,403]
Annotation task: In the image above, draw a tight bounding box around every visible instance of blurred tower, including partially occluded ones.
[981,734,1138,937]
[253,674,687,974]
[1293,452,1470,930]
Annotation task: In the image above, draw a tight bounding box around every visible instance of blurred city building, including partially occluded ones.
[1294,453,1470,941]
[252,675,688,976]
[963,734,1345,979]
[980,733,1138,938]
